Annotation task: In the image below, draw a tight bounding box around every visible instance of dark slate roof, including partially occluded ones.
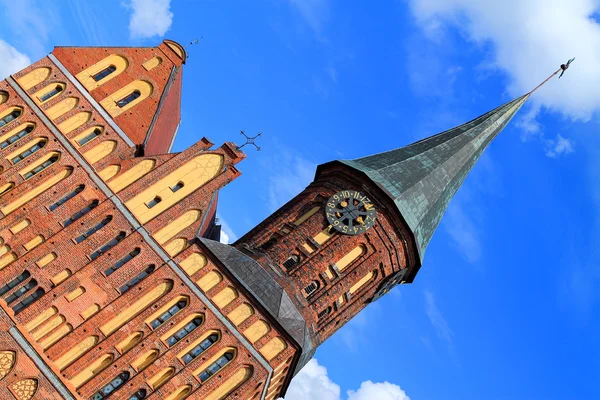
[199,238,314,376]
[317,94,529,265]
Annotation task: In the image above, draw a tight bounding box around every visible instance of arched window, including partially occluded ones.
[149,299,187,329]
[91,371,130,400]
[303,281,319,297]
[23,154,59,179]
[165,317,203,347]
[1,125,33,149]
[90,231,127,260]
[39,85,64,103]
[77,128,102,146]
[11,139,47,164]
[282,255,300,270]
[5,279,37,305]
[169,181,184,192]
[12,287,44,314]
[63,200,99,227]
[0,270,30,296]
[181,334,219,365]
[317,307,331,319]
[92,65,117,82]
[197,351,234,382]
[116,90,141,108]
[145,196,161,209]
[105,248,140,276]
[119,265,155,293]
[49,185,84,211]
[128,389,147,400]
[75,216,113,243]
[0,109,21,127]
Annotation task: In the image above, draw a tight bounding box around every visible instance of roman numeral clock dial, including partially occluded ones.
[325,190,377,235]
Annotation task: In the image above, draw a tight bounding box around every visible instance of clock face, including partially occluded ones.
[325,190,377,235]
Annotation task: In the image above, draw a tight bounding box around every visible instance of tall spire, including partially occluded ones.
[318,65,567,268]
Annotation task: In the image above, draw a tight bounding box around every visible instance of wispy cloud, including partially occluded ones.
[288,0,330,39]
[127,0,173,39]
[69,0,109,46]
[282,359,410,400]
[424,290,454,354]
[0,40,31,80]
[0,0,55,59]
[324,66,337,83]
[545,134,575,158]
[217,215,237,245]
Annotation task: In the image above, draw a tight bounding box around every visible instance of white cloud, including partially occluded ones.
[408,0,600,121]
[424,290,454,353]
[0,40,31,80]
[282,359,410,400]
[128,0,173,39]
[545,134,575,158]
[218,216,237,245]
[265,151,316,212]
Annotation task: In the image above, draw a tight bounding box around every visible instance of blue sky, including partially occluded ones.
[1,1,599,399]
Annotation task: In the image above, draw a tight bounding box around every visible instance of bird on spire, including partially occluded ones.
[559,57,575,78]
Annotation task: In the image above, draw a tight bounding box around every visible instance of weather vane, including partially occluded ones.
[185,37,203,59]
[237,130,262,151]
[529,57,576,94]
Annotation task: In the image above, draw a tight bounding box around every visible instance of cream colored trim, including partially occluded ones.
[204,367,253,400]
[154,210,201,244]
[17,67,51,90]
[58,111,91,134]
[70,353,113,388]
[54,336,98,371]
[83,140,116,164]
[0,123,34,146]
[33,82,66,105]
[2,168,72,215]
[45,97,78,120]
[116,331,143,354]
[25,307,57,332]
[179,253,207,276]
[76,54,128,91]
[143,56,162,71]
[108,159,155,192]
[99,80,153,117]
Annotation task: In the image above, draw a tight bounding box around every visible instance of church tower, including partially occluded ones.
[0,37,563,400]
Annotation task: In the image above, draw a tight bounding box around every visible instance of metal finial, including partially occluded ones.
[185,38,203,59]
[529,57,575,95]
[236,130,262,151]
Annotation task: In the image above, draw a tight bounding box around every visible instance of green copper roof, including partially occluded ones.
[337,94,530,265]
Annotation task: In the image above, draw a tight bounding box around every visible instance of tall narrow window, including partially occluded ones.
[75,216,112,243]
[23,155,59,180]
[49,185,84,211]
[63,200,99,227]
[181,334,219,365]
[145,196,161,209]
[197,351,234,382]
[77,128,102,146]
[5,279,37,304]
[165,317,203,347]
[39,85,63,103]
[11,140,47,164]
[92,65,117,82]
[119,265,155,293]
[127,389,147,400]
[169,182,184,192]
[0,125,33,149]
[105,248,140,276]
[91,371,130,400]
[116,90,140,108]
[90,232,126,260]
[0,270,30,296]
[0,109,21,127]
[13,288,44,314]
[149,299,187,329]
[303,281,319,297]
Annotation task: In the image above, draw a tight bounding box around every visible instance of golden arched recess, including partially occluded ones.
[349,270,375,295]
[54,336,98,370]
[0,245,10,257]
[40,323,72,349]
[204,367,253,400]
[2,168,72,215]
[11,378,38,400]
[32,315,65,340]
[76,54,129,91]
[0,106,23,123]
[0,351,16,380]
[0,183,13,198]
[33,82,66,105]
[100,80,153,117]
[70,353,113,388]
[0,123,35,146]
[154,210,201,244]
[164,40,187,63]
[98,165,121,181]
[244,320,270,343]
[0,91,8,105]
[126,153,224,223]
[6,137,47,164]
[25,307,57,332]
[148,367,174,389]
[101,281,173,335]
[164,238,187,256]
[46,97,78,120]
[132,349,158,372]
[84,140,117,164]
[335,245,366,272]
[228,303,254,326]
[116,331,143,354]
[212,287,238,309]
[260,337,287,361]
[165,385,192,400]
[143,56,162,71]
[58,111,91,134]
[197,271,222,293]
[108,159,156,192]
[18,67,50,90]
[0,253,16,270]
[179,253,207,276]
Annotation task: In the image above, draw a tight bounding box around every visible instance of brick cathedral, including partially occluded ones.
[0,40,534,400]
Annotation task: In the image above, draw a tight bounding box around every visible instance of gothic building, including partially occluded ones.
[0,40,532,399]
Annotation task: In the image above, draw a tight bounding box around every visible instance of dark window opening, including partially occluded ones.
[0,125,33,149]
[63,200,99,227]
[12,140,46,164]
[0,109,21,128]
[197,351,234,382]
[145,196,161,209]
[23,155,59,180]
[49,185,84,211]
[116,90,141,108]
[282,255,300,270]
[169,181,184,192]
[75,216,112,243]
[5,279,37,305]
[39,85,63,103]
[92,65,117,82]
[165,317,202,347]
[119,265,155,293]
[182,333,219,365]
[0,270,31,297]
[127,389,147,400]
[13,288,45,314]
[90,232,126,260]
[90,371,130,400]
[105,248,140,276]
[149,299,187,329]
[77,128,102,146]
[303,281,319,297]
[318,307,331,319]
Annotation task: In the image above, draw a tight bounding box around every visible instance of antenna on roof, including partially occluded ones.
[237,130,262,152]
